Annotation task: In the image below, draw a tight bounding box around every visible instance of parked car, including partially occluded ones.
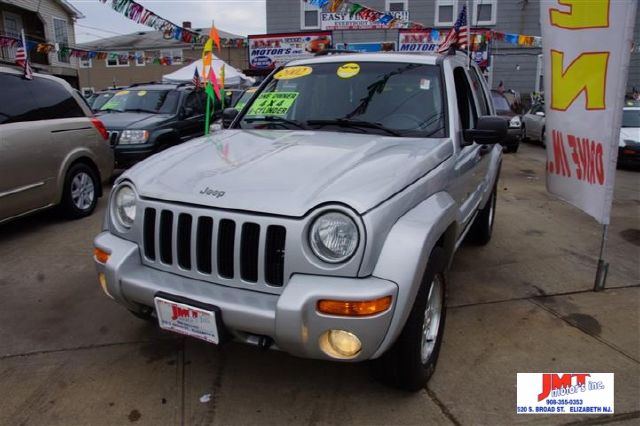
[94,52,506,391]
[0,67,113,224]
[619,107,640,167]
[491,90,522,153]
[96,83,222,168]
[522,103,546,145]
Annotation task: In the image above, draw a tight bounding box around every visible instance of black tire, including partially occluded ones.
[541,127,546,148]
[511,142,520,153]
[370,247,447,391]
[60,163,99,219]
[468,182,497,245]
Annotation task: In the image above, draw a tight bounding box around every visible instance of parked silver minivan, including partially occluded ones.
[0,67,113,224]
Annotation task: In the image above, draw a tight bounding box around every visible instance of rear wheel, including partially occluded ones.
[61,163,98,219]
[370,248,447,391]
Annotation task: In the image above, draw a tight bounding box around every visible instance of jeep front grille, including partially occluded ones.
[142,207,287,288]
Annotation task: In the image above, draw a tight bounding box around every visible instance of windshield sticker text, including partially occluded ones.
[274,66,313,80]
[337,63,360,79]
[247,92,299,116]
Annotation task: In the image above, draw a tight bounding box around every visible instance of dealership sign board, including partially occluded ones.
[541,0,636,224]
[248,32,332,70]
[398,30,439,53]
[321,11,408,30]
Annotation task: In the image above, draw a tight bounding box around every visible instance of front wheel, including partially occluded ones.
[370,248,447,391]
[60,163,99,219]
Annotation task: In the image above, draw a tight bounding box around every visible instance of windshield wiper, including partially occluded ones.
[307,119,401,136]
[243,116,307,129]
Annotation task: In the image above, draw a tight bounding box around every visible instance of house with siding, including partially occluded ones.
[77,24,247,94]
[0,0,82,87]
[266,0,639,98]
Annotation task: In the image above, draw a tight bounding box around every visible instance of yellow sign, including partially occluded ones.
[337,63,360,79]
[274,66,313,80]
[114,90,130,96]
[137,90,147,97]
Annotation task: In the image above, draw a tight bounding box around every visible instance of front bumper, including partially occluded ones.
[94,232,398,361]
[113,143,156,168]
[502,127,522,147]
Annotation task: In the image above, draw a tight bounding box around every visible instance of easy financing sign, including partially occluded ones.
[321,10,409,30]
[541,0,637,223]
[248,32,332,70]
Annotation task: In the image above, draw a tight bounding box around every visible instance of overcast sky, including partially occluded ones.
[69,0,266,43]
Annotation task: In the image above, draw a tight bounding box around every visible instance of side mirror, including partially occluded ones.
[182,107,194,118]
[463,116,508,144]
[222,107,239,129]
[535,111,545,117]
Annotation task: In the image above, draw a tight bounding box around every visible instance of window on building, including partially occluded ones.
[386,0,408,12]
[106,52,129,67]
[53,17,70,63]
[435,0,457,26]
[160,49,183,65]
[79,58,92,68]
[300,0,320,30]
[473,0,497,25]
[135,51,145,66]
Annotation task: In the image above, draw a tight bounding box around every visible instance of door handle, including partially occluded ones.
[479,144,492,156]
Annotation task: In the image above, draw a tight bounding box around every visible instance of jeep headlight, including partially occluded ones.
[309,212,359,263]
[119,130,149,144]
[111,184,137,230]
[509,116,521,128]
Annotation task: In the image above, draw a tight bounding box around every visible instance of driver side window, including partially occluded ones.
[184,91,205,116]
[453,67,478,131]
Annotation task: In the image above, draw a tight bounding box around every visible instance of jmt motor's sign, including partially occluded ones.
[398,30,439,53]
[248,32,332,70]
[517,373,614,414]
[541,0,637,223]
[321,10,408,30]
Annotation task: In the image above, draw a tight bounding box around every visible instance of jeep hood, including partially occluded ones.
[123,130,453,217]
[96,111,172,130]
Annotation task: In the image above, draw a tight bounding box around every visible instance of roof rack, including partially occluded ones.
[127,81,162,87]
[315,49,360,56]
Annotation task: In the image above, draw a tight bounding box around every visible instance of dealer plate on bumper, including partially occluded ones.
[154,297,220,344]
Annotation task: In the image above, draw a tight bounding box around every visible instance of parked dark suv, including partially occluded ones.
[96,83,221,168]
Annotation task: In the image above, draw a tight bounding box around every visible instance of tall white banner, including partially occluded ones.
[541,0,637,224]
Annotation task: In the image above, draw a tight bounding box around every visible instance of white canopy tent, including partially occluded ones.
[162,55,254,88]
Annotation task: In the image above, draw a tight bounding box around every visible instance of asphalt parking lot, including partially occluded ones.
[0,142,638,426]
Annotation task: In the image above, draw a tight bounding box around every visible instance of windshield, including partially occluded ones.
[91,92,115,111]
[238,62,446,138]
[491,93,511,113]
[99,89,180,114]
[622,109,640,128]
[233,89,257,111]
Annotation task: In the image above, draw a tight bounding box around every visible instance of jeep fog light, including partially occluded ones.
[319,330,362,359]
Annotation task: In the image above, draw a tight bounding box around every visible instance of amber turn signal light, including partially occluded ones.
[317,296,392,317]
[94,247,110,264]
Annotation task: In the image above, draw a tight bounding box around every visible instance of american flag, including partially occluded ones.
[192,67,201,88]
[15,46,33,80]
[437,5,468,54]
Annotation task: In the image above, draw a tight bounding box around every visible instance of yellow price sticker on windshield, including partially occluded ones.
[274,66,313,80]
[337,63,360,79]
[114,90,129,96]
[137,90,147,96]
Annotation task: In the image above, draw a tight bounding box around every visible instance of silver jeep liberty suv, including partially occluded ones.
[94,51,506,391]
